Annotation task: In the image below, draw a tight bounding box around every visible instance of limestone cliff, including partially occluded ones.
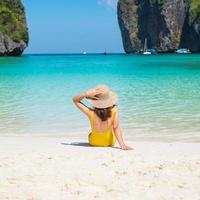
[0,0,28,56]
[118,0,200,53]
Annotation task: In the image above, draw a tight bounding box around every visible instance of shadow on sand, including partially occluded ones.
[61,142,121,150]
[61,142,91,147]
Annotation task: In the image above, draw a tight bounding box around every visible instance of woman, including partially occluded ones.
[72,85,133,150]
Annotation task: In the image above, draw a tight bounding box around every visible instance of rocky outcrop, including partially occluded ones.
[0,0,28,56]
[118,0,200,53]
[180,1,200,52]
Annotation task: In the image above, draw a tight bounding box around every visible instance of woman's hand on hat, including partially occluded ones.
[85,85,108,99]
[85,89,99,98]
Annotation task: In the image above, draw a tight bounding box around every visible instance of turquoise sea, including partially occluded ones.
[0,54,200,142]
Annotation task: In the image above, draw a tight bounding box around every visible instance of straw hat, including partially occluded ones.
[88,85,118,109]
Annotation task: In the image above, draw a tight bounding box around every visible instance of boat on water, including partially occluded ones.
[175,48,191,54]
[103,49,107,55]
[143,48,157,55]
[142,38,157,55]
[83,51,87,55]
[143,50,151,55]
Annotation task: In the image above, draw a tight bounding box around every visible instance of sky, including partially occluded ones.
[22,0,124,54]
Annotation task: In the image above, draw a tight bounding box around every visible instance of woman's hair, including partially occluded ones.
[94,105,116,121]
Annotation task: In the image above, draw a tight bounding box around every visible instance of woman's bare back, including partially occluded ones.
[92,107,116,132]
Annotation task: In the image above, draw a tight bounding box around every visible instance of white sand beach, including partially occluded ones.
[0,136,200,200]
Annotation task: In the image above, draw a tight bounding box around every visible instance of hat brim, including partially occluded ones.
[88,91,118,108]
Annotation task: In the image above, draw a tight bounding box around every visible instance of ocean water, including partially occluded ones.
[0,54,200,142]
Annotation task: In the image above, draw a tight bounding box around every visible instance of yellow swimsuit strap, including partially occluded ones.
[90,111,94,130]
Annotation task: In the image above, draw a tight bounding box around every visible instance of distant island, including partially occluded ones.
[0,0,28,56]
[118,0,200,53]
[1,0,199,56]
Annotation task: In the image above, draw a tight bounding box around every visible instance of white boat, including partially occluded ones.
[83,51,87,55]
[175,48,191,54]
[142,38,157,55]
[143,51,151,55]
[142,38,149,55]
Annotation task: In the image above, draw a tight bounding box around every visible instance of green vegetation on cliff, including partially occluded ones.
[0,0,28,42]
[159,0,165,6]
[190,0,200,21]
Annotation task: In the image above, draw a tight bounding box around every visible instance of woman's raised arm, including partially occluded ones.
[72,89,99,117]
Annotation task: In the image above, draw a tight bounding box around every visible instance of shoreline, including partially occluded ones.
[1,134,200,143]
[0,136,200,199]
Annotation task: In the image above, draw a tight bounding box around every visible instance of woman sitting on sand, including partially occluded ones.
[73,85,133,150]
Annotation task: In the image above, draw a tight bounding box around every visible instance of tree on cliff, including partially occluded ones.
[0,0,28,56]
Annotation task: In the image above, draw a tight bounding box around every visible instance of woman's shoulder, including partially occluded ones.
[89,108,96,119]
[111,105,118,115]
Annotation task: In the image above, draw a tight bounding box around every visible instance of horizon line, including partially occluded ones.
[23,52,126,56]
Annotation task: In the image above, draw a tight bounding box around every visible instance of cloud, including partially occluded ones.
[97,0,118,10]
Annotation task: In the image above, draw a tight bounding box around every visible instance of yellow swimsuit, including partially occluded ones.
[88,110,116,147]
